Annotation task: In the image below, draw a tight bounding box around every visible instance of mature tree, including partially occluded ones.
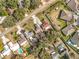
[13,32,19,42]
[2,16,16,28]
[13,8,25,21]
[29,0,41,9]
[23,0,30,8]
[0,0,8,16]
[2,0,18,8]
[0,8,8,16]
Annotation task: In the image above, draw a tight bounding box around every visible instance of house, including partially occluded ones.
[18,37,29,47]
[34,24,43,34]
[25,31,34,39]
[0,16,6,24]
[45,46,60,59]
[32,15,42,26]
[66,0,79,12]
[59,10,73,21]
[67,30,79,49]
[8,42,20,52]
[62,24,75,36]
[1,36,10,45]
[73,17,79,26]
[29,37,39,46]
[2,45,11,56]
[42,20,52,31]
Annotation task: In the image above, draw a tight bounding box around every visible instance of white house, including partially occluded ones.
[2,45,11,56]
[8,42,20,52]
[1,36,10,45]
[32,15,42,26]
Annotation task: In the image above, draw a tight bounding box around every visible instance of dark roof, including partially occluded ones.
[70,31,79,46]
[59,10,73,21]
[62,24,75,35]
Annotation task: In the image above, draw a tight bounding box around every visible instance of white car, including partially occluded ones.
[51,51,59,59]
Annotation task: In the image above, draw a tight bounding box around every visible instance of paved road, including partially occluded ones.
[0,0,58,36]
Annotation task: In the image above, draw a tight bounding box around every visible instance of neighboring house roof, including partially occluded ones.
[59,10,73,21]
[62,24,75,36]
[2,45,11,56]
[30,37,38,46]
[70,30,79,47]
[67,0,76,11]
[35,24,43,33]
[32,15,42,26]
[66,0,79,12]
[18,37,28,46]
[1,36,10,45]
[8,42,20,52]
[42,20,51,31]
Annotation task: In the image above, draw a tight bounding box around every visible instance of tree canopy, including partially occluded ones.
[13,8,25,21]
[2,0,18,8]
[2,16,16,28]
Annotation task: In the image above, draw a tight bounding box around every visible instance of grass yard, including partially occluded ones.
[37,13,46,21]
[57,19,67,29]
[24,54,35,59]
[62,35,70,41]
[23,19,34,31]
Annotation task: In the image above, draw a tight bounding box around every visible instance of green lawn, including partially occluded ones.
[23,19,34,31]
[57,19,66,29]
[62,35,70,41]
[0,40,4,52]
[37,13,46,21]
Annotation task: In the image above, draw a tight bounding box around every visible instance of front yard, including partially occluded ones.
[57,19,67,29]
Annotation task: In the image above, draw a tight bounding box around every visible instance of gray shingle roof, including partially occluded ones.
[62,24,75,35]
[67,0,77,11]
[59,10,73,21]
[70,31,79,46]
[18,37,26,45]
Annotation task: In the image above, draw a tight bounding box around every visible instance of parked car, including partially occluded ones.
[57,44,66,54]
[50,48,60,59]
